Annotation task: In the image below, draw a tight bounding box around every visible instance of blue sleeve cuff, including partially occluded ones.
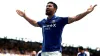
[37,22,42,27]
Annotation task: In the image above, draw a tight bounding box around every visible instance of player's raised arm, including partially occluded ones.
[68,4,97,24]
[16,10,40,27]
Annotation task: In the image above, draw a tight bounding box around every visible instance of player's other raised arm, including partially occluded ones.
[16,10,40,27]
[68,4,97,24]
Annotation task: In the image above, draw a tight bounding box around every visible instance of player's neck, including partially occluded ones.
[81,50,84,53]
[47,14,55,19]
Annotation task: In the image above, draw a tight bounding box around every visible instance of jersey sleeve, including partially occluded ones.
[60,17,68,25]
[37,19,44,28]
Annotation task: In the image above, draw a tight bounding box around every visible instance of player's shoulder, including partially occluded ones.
[55,16,65,18]
[38,50,42,53]
[77,52,81,55]
[40,18,47,23]
[42,18,46,21]
[83,52,87,56]
[37,50,42,56]
[56,16,68,19]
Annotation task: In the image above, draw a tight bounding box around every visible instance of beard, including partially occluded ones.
[45,10,52,15]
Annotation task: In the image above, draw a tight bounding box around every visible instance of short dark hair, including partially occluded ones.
[78,46,84,50]
[47,1,58,10]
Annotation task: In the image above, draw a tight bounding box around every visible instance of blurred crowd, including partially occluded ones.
[0,37,100,56]
[0,37,40,56]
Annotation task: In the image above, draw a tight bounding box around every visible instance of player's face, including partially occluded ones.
[78,48,81,52]
[45,3,56,15]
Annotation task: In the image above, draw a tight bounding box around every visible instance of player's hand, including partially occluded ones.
[87,4,97,13]
[16,10,25,17]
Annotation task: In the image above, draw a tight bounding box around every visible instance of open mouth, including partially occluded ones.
[46,9,50,12]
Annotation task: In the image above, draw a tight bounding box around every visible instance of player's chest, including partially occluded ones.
[42,19,60,30]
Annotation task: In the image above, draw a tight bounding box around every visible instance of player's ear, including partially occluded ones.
[54,8,57,13]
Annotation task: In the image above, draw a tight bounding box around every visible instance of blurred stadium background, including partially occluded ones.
[0,37,100,56]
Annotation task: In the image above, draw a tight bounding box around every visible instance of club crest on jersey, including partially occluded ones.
[51,20,56,24]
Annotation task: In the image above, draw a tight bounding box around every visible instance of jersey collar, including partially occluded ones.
[47,15,56,21]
